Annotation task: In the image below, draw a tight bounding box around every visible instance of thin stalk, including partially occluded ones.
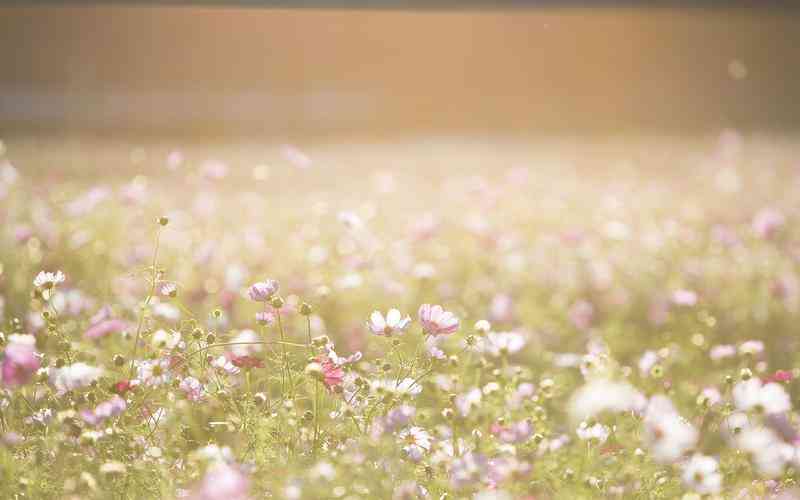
[128,227,162,379]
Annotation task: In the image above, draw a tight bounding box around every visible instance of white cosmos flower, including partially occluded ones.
[576,421,610,443]
[367,309,412,337]
[33,270,65,289]
[481,331,526,358]
[732,378,791,414]
[455,388,483,417]
[230,329,262,357]
[736,426,795,478]
[50,363,103,394]
[643,395,698,463]
[371,378,423,397]
[151,329,181,350]
[682,454,723,495]
[722,411,751,440]
[398,426,432,462]
[568,379,644,423]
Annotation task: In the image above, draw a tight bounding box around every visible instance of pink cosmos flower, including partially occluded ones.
[255,311,275,325]
[179,376,206,402]
[81,395,127,426]
[1,335,40,387]
[569,300,594,331]
[671,289,698,307]
[753,208,785,239]
[367,309,412,337]
[189,463,250,500]
[418,304,459,336]
[490,419,534,444]
[489,293,514,323]
[316,354,345,390]
[247,280,279,302]
[84,318,128,340]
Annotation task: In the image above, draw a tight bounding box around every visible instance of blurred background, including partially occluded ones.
[1,5,800,139]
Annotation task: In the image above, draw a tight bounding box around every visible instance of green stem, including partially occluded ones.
[128,227,162,378]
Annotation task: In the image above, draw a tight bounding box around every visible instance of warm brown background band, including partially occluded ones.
[1,5,799,136]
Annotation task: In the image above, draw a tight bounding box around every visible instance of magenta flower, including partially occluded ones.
[84,318,128,340]
[315,354,345,390]
[1,335,40,388]
[247,280,279,302]
[418,304,459,336]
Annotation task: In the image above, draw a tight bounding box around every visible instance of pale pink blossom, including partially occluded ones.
[1,335,40,387]
[418,304,459,336]
[84,319,128,340]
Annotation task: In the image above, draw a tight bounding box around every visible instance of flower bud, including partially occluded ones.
[474,319,491,334]
[157,216,169,226]
[270,295,285,309]
[305,362,324,382]
[299,302,313,316]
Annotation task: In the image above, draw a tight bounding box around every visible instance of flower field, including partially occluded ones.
[2,132,800,499]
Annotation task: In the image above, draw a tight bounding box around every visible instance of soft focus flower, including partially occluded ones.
[50,362,103,394]
[736,426,794,478]
[449,452,489,490]
[490,419,533,444]
[81,395,126,426]
[230,330,262,357]
[568,380,644,423]
[474,319,491,334]
[576,421,610,443]
[643,395,698,463]
[738,340,764,357]
[418,304,459,336]
[682,454,723,495]
[84,319,128,340]
[189,463,250,500]
[1,334,40,387]
[480,331,526,357]
[568,300,594,331]
[710,344,736,362]
[367,309,412,336]
[732,378,791,414]
[151,329,181,350]
[671,289,698,307]
[455,388,482,417]
[486,458,532,489]
[753,208,785,239]
[179,377,205,402]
